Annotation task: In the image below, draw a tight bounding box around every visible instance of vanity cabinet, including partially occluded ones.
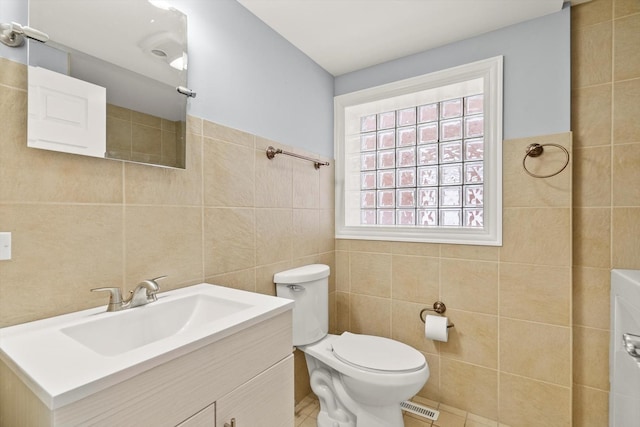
[216,355,293,426]
[0,311,294,427]
[178,356,293,427]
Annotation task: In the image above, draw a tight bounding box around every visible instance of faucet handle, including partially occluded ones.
[129,275,166,306]
[147,275,167,297]
[91,287,124,311]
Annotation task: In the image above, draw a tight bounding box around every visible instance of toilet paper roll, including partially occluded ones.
[424,314,449,342]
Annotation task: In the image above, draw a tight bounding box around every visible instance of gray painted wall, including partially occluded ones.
[0,0,27,64]
[176,0,334,157]
[335,6,571,141]
[1,1,570,157]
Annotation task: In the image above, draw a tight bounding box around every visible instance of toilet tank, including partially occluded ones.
[274,264,329,346]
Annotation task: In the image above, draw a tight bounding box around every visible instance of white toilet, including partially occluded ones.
[275,264,429,427]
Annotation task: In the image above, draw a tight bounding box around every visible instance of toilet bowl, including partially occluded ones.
[275,264,429,427]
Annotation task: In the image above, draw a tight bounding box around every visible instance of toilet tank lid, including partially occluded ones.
[274,264,330,284]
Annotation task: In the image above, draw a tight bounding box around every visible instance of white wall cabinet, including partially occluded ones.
[27,66,106,158]
[1,312,293,427]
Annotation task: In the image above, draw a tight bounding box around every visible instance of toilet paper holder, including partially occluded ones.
[419,302,455,328]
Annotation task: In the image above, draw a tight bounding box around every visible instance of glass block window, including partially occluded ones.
[358,95,484,227]
[335,56,503,246]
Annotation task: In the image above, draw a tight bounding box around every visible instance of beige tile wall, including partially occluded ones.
[571,1,640,425]
[336,132,573,426]
[0,59,335,405]
[106,104,185,168]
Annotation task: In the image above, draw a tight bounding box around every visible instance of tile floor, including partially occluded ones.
[294,394,512,427]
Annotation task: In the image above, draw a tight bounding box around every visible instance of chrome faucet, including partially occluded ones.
[91,276,165,312]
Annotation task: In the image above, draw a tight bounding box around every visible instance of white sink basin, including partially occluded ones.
[0,284,293,410]
[62,294,252,356]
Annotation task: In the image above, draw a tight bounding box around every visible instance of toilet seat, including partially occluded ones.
[331,332,425,373]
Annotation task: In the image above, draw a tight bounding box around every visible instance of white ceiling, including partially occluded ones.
[237,0,564,76]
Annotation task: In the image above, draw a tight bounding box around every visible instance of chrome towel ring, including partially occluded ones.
[522,143,570,179]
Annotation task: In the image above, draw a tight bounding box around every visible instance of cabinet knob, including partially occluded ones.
[224,418,236,427]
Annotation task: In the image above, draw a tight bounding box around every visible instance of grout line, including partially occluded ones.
[250,134,258,295]
[574,323,611,333]
[201,132,206,284]
[499,370,573,390]
[0,82,27,92]
[496,251,502,425]
[252,135,258,291]
[121,161,126,289]
[610,3,615,274]
[497,315,572,329]
[568,102,575,426]
[573,382,612,393]
[389,252,394,338]
[436,246,443,396]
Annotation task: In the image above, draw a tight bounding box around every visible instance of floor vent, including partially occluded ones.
[401,400,439,421]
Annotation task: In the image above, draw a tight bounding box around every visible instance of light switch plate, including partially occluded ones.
[0,232,12,260]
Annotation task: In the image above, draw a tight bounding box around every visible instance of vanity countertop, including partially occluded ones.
[0,284,293,410]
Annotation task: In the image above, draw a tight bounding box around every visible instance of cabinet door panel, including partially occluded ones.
[176,402,215,427]
[216,355,294,427]
[28,66,106,157]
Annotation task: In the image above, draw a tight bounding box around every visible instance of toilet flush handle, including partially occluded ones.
[287,284,305,292]
[623,333,640,360]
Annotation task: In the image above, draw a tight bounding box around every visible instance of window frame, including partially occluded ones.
[334,56,503,246]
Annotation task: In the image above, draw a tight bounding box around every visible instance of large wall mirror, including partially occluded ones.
[27,0,189,169]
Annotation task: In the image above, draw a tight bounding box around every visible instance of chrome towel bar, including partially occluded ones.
[266,145,330,169]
